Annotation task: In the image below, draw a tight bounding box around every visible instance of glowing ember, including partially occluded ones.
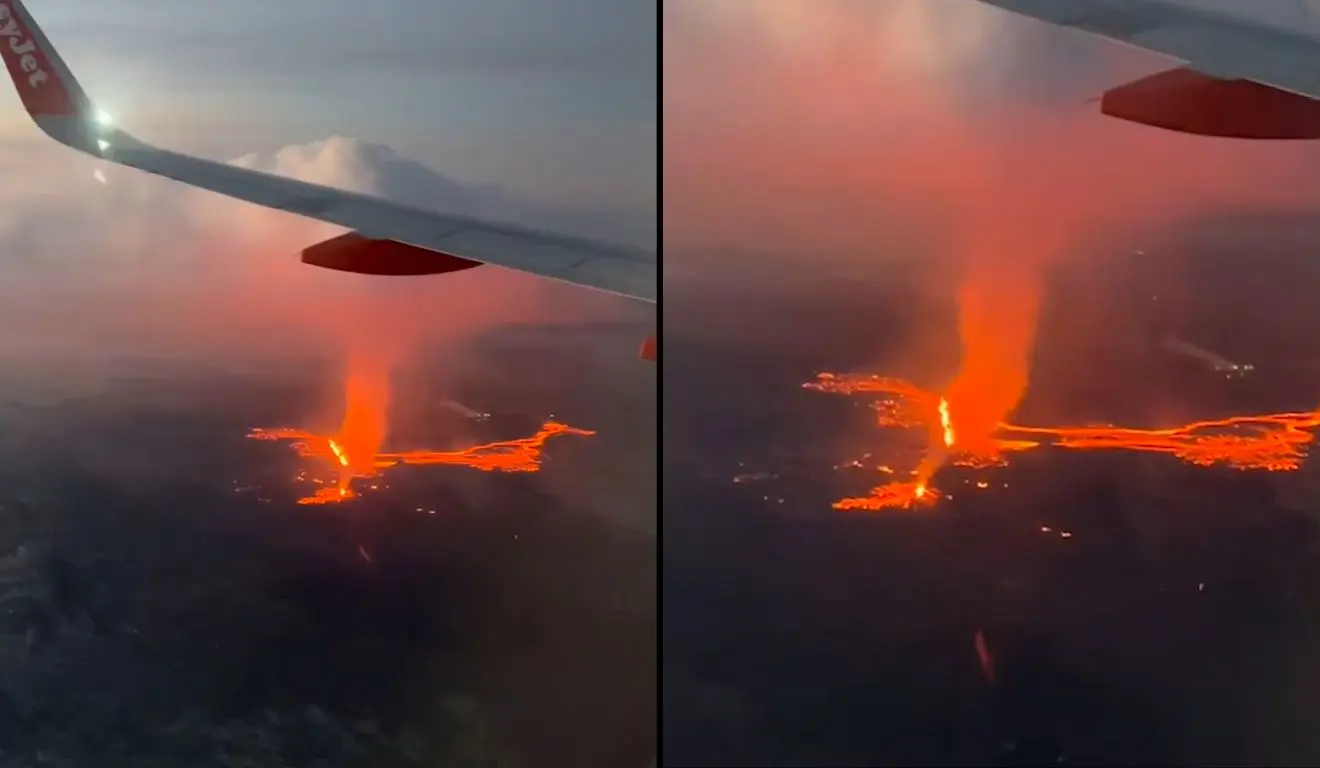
[808,372,1320,511]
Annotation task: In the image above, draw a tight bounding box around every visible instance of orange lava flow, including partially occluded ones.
[246,351,593,505]
[806,372,1320,511]
[832,480,942,512]
[248,421,596,505]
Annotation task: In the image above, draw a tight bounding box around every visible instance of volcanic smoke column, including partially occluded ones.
[334,348,392,478]
[916,210,1056,486]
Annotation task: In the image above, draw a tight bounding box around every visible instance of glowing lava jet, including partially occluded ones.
[248,356,594,505]
[806,372,1320,512]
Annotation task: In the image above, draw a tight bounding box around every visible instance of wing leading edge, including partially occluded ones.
[0,0,656,303]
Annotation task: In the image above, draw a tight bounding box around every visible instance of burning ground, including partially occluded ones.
[249,420,596,506]
[245,350,596,507]
[806,372,1320,511]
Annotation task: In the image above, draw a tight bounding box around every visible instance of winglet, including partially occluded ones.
[0,0,118,153]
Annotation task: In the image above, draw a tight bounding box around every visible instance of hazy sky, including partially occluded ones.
[1,0,656,209]
[0,0,655,392]
[665,0,1320,281]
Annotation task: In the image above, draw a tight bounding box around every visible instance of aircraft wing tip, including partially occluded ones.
[0,1,83,114]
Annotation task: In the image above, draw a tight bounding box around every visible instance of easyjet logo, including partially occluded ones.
[0,4,46,90]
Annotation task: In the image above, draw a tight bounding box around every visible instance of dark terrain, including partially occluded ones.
[0,327,655,767]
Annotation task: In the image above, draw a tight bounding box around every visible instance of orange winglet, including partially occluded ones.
[1101,66,1320,139]
[302,231,483,276]
[639,334,656,362]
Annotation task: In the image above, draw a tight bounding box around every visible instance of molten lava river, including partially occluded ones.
[805,372,1320,512]
[247,360,594,505]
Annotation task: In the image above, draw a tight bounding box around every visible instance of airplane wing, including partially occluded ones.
[974,0,1320,99]
[0,0,656,304]
[973,0,1320,139]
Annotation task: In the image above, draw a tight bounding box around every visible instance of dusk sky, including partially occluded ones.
[665,0,1320,284]
[0,0,655,385]
[0,0,656,207]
